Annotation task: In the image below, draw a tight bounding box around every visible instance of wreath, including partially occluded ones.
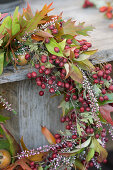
[0,3,113,170]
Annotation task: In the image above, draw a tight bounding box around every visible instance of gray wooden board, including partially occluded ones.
[0,0,113,150]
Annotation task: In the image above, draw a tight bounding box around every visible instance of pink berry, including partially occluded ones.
[49,88,55,93]
[27,73,32,78]
[98,70,103,77]
[52,29,58,34]
[25,53,30,60]
[31,72,37,78]
[35,63,40,69]
[66,39,72,44]
[80,107,85,112]
[99,96,104,102]
[54,47,60,53]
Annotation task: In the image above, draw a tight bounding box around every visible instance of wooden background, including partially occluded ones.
[0,0,113,150]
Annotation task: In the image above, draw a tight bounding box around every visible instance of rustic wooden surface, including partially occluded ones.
[0,0,113,150]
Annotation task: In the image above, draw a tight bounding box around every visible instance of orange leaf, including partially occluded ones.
[41,126,56,144]
[31,34,44,41]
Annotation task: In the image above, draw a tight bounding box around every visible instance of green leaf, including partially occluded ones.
[74,50,97,61]
[86,148,95,162]
[76,22,94,36]
[38,166,43,170]
[68,63,83,83]
[0,139,10,151]
[74,159,85,170]
[93,84,101,97]
[99,93,113,105]
[0,16,12,34]
[76,137,91,149]
[12,7,20,36]
[45,38,65,57]
[0,51,4,75]
[0,115,9,123]
[77,123,83,136]
[58,100,74,116]
[59,39,66,51]
[77,59,95,71]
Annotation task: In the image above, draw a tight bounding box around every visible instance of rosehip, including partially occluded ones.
[54,47,60,53]
[39,91,44,96]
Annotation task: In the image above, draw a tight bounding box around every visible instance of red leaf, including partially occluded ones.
[99,104,113,126]
[0,13,8,21]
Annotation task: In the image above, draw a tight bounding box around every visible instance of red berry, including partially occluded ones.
[107,75,111,80]
[99,96,104,102]
[41,55,47,63]
[45,38,50,43]
[75,53,79,58]
[31,72,37,78]
[100,80,104,84]
[54,134,61,139]
[65,97,69,102]
[82,45,88,51]
[54,47,60,53]
[63,58,68,63]
[86,128,90,133]
[52,153,57,159]
[49,88,55,93]
[49,25,54,30]
[103,159,107,164]
[35,63,40,69]
[103,95,108,100]
[106,12,112,19]
[39,69,43,74]
[109,85,113,91]
[56,138,61,143]
[25,53,30,60]
[103,74,107,79]
[57,81,62,86]
[102,89,106,94]
[60,117,65,123]
[85,42,92,48]
[94,79,99,84]
[95,134,99,139]
[51,55,57,59]
[48,80,53,85]
[66,125,71,130]
[65,116,70,122]
[92,74,98,79]
[72,135,77,139]
[65,83,70,89]
[67,142,72,147]
[86,107,90,112]
[59,62,64,67]
[74,49,80,53]
[98,70,103,77]
[80,107,85,112]
[45,69,51,75]
[72,95,77,100]
[39,91,44,96]
[41,84,46,89]
[102,128,106,132]
[66,39,72,44]
[90,128,94,134]
[101,133,106,137]
[52,29,58,34]
[105,70,111,75]
[64,45,70,50]
[37,80,42,86]
[40,65,45,71]
[99,6,108,12]
[27,73,32,78]
[79,96,84,103]
[89,161,94,167]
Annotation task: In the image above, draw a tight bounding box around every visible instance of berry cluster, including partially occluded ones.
[92,64,113,102]
[99,6,113,19]
[83,0,94,8]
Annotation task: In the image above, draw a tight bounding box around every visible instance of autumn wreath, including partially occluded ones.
[0,3,113,170]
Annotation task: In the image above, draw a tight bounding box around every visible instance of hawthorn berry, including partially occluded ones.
[54,47,60,53]
[66,39,72,44]
[39,91,44,96]
[49,88,55,93]
[31,72,37,78]
[27,73,32,78]
[25,53,30,60]
[52,29,58,34]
